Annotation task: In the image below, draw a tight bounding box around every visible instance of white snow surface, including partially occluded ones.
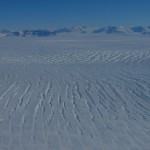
[0,35,150,150]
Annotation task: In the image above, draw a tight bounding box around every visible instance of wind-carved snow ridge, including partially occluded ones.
[0,50,150,65]
[0,36,150,150]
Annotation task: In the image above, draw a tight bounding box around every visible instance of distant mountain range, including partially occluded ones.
[1,26,150,37]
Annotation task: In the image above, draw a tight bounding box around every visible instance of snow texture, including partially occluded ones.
[0,34,150,150]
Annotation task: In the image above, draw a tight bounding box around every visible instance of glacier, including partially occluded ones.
[0,34,150,150]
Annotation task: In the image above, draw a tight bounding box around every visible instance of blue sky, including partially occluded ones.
[0,0,150,29]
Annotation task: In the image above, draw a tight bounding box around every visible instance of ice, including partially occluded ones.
[0,35,150,150]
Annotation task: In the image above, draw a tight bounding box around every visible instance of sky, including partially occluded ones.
[0,0,150,30]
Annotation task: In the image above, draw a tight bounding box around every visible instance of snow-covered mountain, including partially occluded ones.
[1,26,150,37]
[93,26,150,34]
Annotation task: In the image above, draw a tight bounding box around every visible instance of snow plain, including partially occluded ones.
[0,34,150,150]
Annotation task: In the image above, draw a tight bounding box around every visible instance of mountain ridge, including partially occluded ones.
[1,26,150,37]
